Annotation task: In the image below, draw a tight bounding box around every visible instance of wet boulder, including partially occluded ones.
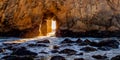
[80,46,97,52]
[28,43,48,47]
[78,39,92,46]
[74,58,85,60]
[37,39,50,43]
[39,51,48,54]
[76,39,83,43]
[61,38,75,44]
[98,40,119,49]
[84,39,91,44]
[89,41,99,47]
[111,55,120,60]
[76,52,84,55]
[53,45,60,49]
[51,50,59,53]
[59,49,77,55]
[98,46,111,51]
[92,55,108,59]
[11,47,37,56]
[4,45,18,51]
[50,56,66,60]
[2,56,34,60]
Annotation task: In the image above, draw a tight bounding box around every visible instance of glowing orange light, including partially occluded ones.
[47,20,56,36]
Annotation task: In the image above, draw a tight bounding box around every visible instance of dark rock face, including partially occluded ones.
[92,55,108,59]
[58,30,120,37]
[59,49,77,55]
[1,0,120,38]
[50,56,66,60]
[11,47,37,56]
[80,47,97,52]
[111,55,120,60]
[2,56,34,60]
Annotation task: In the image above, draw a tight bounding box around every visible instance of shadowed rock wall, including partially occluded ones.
[0,0,120,37]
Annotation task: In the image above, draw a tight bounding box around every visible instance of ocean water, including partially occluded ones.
[0,36,120,60]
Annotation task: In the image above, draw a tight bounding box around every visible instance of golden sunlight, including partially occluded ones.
[47,20,56,36]
[51,20,56,31]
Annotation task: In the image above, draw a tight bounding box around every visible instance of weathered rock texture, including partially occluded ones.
[0,0,120,37]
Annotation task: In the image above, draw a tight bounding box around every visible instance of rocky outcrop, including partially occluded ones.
[0,0,120,37]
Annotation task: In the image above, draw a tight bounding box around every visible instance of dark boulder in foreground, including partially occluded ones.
[50,56,66,60]
[11,47,37,56]
[92,55,108,59]
[59,49,77,55]
[111,55,120,60]
[80,46,97,52]
[74,58,85,60]
[2,56,34,60]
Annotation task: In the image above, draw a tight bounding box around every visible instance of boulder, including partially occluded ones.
[84,39,91,44]
[74,58,85,60]
[61,38,75,44]
[50,56,66,60]
[98,40,119,49]
[80,46,97,52]
[53,45,60,49]
[111,55,120,60]
[37,39,50,43]
[2,56,34,60]
[76,53,84,55]
[28,44,48,47]
[51,50,59,53]
[76,39,83,43]
[59,49,77,55]
[92,55,108,59]
[11,47,37,56]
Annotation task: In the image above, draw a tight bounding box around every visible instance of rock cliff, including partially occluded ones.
[0,0,120,37]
